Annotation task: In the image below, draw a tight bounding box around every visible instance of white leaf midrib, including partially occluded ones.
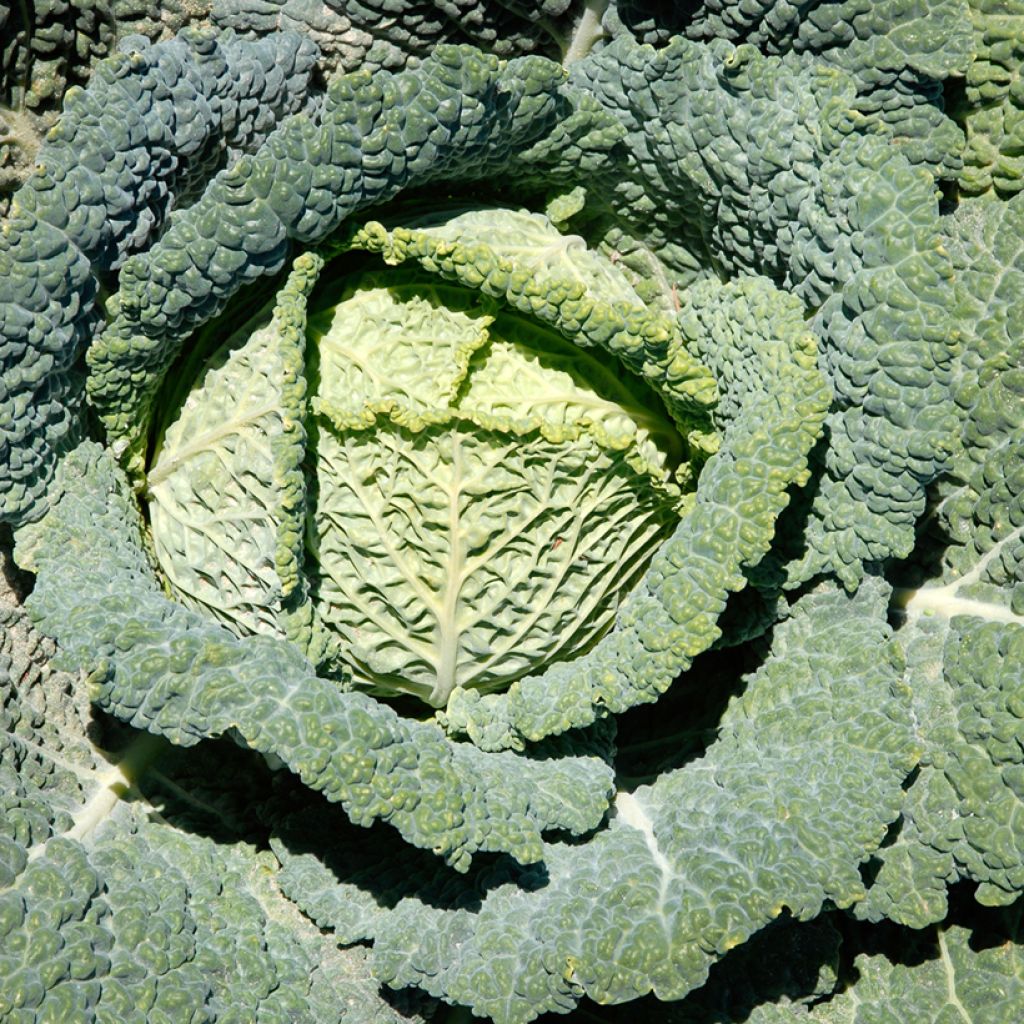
[892,525,1024,626]
[24,731,166,863]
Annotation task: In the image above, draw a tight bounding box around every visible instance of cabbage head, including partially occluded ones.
[143,209,689,708]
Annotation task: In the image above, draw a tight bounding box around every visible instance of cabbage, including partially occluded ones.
[146,237,684,706]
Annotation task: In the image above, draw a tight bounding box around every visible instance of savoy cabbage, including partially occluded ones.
[1,1,1023,1022]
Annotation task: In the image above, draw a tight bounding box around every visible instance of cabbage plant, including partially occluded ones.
[2,4,1023,1024]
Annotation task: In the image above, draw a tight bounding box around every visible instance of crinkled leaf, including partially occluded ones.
[0,547,424,1024]
[275,581,916,1022]
[442,273,828,749]
[146,253,321,644]
[14,442,615,872]
[857,195,1024,926]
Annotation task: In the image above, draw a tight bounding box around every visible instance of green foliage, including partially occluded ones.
[209,0,579,71]
[744,911,1024,1023]
[534,32,961,589]
[442,269,828,750]
[15,441,616,872]
[2,4,1023,1023]
[276,582,916,1022]
[678,0,972,176]
[0,28,318,523]
[0,1,202,205]
[953,0,1024,196]
[86,42,567,481]
[853,192,1024,927]
[135,211,699,708]
[0,561,428,1023]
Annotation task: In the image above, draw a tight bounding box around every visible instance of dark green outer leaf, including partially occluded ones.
[277,581,918,1022]
[0,29,318,524]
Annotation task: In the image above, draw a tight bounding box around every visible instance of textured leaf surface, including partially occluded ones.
[208,0,578,73]
[0,29,318,524]
[340,206,717,426]
[785,131,959,587]
[325,208,824,747]
[146,205,690,707]
[746,914,1024,1023]
[302,229,685,704]
[442,273,828,749]
[954,1,1024,196]
[682,0,971,74]
[2,9,1020,1022]
[310,272,493,422]
[147,252,321,644]
[0,544,424,1024]
[14,442,616,871]
[533,34,960,587]
[584,915,844,1022]
[87,43,567,480]
[312,417,678,705]
[856,194,1024,926]
[0,1,213,202]
[275,582,917,1022]
[681,0,972,176]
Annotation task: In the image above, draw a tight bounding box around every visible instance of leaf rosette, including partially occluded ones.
[84,198,830,744]
[8,23,983,1024]
[15,192,831,853]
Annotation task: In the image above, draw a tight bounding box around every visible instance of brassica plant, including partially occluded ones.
[1,3,1022,1022]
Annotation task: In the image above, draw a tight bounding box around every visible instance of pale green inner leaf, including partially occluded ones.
[308,421,678,706]
[400,206,643,303]
[147,318,299,640]
[304,276,683,704]
[308,279,493,424]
